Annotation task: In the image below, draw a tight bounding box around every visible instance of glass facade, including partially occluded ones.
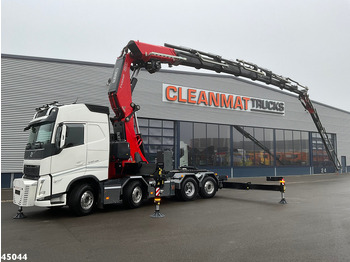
[218,125,231,167]
[138,118,175,163]
[275,130,310,166]
[232,126,274,167]
[138,117,337,175]
[312,132,336,168]
[179,122,231,167]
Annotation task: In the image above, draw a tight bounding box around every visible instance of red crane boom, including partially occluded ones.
[107,40,341,173]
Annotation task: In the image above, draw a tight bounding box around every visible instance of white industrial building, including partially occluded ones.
[2,54,350,188]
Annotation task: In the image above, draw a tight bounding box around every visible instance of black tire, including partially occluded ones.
[68,184,96,216]
[123,180,144,209]
[199,176,218,198]
[177,177,198,201]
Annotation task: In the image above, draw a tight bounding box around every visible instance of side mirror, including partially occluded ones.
[180,148,184,158]
[55,124,66,150]
[60,125,67,149]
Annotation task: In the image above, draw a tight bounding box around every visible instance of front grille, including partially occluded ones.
[23,165,40,180]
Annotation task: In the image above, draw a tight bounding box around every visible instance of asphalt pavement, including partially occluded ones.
[2,173,350,262]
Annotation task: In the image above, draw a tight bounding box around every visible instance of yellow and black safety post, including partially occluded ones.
[279,178,287,204]
[151,167,165,218]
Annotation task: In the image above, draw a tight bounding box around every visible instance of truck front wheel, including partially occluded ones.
[68,184,96,216]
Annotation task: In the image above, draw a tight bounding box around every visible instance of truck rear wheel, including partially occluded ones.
[123,180,143,209]
[199,176,217,198]
[68,184,96,216]
[177,177,198,201]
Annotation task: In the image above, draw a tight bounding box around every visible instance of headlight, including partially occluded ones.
[36,175,51,199]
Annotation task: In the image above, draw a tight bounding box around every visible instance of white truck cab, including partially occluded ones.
[13,103,110,212]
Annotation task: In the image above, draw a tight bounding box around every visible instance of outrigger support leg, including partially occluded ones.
[279,178,287,204]
[150,166,166,218]
[13,206,27,219]
[280,192,287,204]
[150,197,165,218]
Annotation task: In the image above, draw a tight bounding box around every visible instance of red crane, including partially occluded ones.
[107,40,341,176]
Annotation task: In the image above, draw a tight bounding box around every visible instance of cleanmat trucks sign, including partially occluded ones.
[162,84,285,115]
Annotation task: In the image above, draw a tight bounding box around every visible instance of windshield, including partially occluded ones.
[26,123,54,149]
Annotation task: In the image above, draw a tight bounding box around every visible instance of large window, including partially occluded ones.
[276,129,309,166]
[232,126,274,166]
[218,125,231,166]
[312,132,336,167]
[179,122,193,167]
[138,118,175,163]
[145,119,335,170]
[193,123,207,166]
[179,122,231,167]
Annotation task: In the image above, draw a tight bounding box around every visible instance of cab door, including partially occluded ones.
[50,123,87,195]
[86,123,109,181]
